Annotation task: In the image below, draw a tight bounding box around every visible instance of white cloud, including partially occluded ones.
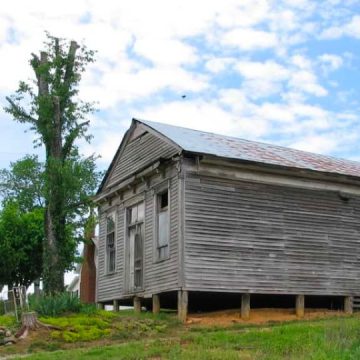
[318,53,343,72]
[81,66,209,108]
[290,135,338,154]
[321,15,360,39]
[133,37,198,66]
[235,60,289,81]
[205,57,235,73]
[289,70,328,97]
[0,0,359,172]
[222,28,278,50]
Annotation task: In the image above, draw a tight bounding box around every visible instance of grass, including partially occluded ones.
[2,312,360,359]
[0,314,17,328]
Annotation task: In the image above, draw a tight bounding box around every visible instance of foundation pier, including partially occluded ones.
[113,299,119,312]
[344,296,353,314]
[296,295,305,318]
[241,293,250,320]
[134,296,141,313]
[178,290,188,323]
[152,294,160,314]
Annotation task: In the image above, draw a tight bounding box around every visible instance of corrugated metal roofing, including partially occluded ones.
[138,119,360,179]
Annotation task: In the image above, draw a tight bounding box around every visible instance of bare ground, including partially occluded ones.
[186,308,345,326]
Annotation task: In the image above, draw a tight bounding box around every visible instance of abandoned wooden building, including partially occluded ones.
[95,119,360,321]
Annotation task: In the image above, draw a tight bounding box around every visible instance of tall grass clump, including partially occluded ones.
[29,293,82,316]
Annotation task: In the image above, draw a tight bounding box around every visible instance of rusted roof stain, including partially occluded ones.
[139,119,360,178]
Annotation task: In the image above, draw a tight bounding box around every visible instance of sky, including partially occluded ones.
[0,1,360,286]
[1,0,360,170]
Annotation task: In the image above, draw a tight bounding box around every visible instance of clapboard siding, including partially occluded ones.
[184,174,360,296]
[96,206,125,302]
[97,173,180,301]
[105,131,179,188]
[144,176,179,294]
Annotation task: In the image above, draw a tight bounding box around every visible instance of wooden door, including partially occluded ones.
[127,202,144,292]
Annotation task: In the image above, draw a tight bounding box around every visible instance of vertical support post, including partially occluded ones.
[152,294,160,314]
[296,295,305,318]
[134,296,141,313]
[113,299,119,312]
[241,293,250,320]
[178,290,188,323]
[344,296,353,314]
[97,302,104,310]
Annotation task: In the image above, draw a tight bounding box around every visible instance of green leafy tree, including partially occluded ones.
[0,154,44,212]
[0,201,43,288]
[4,34,101,293]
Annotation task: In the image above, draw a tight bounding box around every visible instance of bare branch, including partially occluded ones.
[5,97,37,124]
[63,41,79,88]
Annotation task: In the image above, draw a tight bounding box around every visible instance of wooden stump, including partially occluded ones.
[15,312,61,339]
[21,312,39,330]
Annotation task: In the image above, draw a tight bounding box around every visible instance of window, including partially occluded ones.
[156,190,169,260]
[106,215,116,273]
[127,202,144,290]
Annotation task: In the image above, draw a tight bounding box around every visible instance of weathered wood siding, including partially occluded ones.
[143,175,179,294]
[97,170,180,302]
[104,131,179,189]
[97,204,125,302]
[184,173,360,296]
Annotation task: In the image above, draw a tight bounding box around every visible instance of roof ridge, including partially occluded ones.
[137,118,359,166]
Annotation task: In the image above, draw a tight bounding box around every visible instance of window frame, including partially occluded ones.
[105,212,116,275]
[126,201,145,292]
[154,185,171,262]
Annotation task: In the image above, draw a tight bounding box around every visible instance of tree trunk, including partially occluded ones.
[15,311,62,339]
[21,312,38,330]
[43,207,64,293]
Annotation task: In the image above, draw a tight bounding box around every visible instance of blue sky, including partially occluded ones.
[0,0,360,173]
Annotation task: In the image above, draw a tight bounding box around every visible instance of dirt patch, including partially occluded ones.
[186,308,344,326]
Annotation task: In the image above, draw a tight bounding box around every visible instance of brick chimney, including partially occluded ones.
[80,239,96,303]
[80,218,97,303]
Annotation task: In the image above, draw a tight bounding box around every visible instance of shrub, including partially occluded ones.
[28,293,82,316]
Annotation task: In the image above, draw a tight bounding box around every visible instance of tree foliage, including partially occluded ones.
[4,33,101,293]
[0,154,44,212]
[0,201,43,288]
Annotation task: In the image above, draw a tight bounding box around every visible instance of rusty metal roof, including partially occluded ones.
[139,119,360,179]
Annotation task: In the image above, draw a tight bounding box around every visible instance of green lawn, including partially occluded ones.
[1,312,360,359]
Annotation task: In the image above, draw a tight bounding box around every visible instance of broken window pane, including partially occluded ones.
[137,202,145,221]
[106,215,116,273]
[107,216,115,232]
[157,190,169,260]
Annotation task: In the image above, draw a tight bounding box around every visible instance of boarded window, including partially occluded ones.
[106,215,116,273]
[156,190,169,260]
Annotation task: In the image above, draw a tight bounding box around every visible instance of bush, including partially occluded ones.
[28,293,82,316]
